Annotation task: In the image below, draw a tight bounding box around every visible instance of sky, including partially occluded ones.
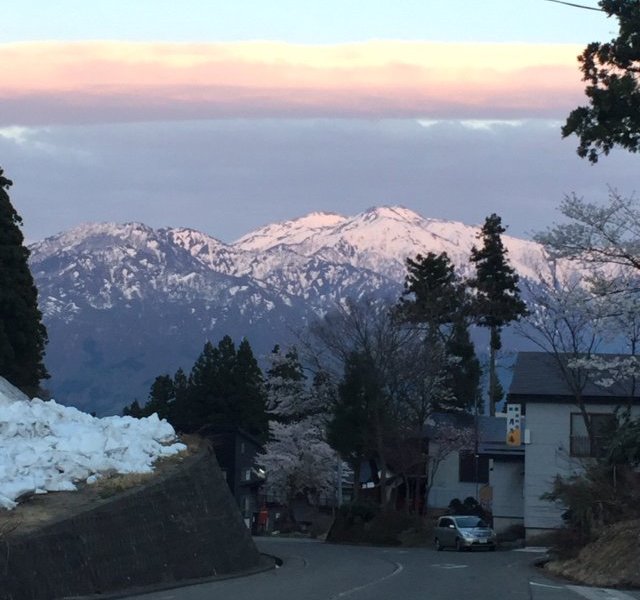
[2,0,637,243]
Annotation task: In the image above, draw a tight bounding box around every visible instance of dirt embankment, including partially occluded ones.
[546,519,640,588]
[0,436,263,600]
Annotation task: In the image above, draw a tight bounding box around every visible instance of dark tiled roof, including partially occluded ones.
[507,351,640,402]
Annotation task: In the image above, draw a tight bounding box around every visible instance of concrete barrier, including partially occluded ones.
[0,448,262,600]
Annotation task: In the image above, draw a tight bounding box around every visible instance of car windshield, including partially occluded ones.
[455,517,486,528]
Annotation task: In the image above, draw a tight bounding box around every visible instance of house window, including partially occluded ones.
[244,469,252,481]
[458,452,489,484]
[240,442,246,454]
[570,413,616,458]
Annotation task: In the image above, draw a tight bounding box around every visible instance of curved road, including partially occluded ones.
[124,538,639,600]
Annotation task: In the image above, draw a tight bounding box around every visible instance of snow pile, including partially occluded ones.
[0,377,186,510]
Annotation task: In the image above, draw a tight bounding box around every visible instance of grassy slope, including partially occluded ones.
[546,519,640,588]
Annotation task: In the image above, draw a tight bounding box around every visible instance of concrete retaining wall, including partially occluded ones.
[0,448,261,600]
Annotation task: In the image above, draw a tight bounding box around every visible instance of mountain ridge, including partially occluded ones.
[29,206,547,415]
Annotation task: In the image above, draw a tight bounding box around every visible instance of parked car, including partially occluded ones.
[434,515,497,551]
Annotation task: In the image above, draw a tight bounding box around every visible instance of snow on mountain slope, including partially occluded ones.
[235,211,347,251]
[162,224,397,304]
[235,205,547,282]
[31,207,548,320]
[30,222,303,321]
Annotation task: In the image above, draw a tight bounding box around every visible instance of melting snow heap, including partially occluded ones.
[0,377,186,510]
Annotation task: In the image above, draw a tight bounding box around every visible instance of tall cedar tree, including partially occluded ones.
[398,252,462,331]
[327,351,391,502]
[442,319,481,414]
[126,337,268,440]
[563,1,640,162]
[0,168,48,395]
[399,251,480,412]
[327,352,375,501]
[470,214,526,415]
[181,336,267,440]
[142,374,175,421]
[234,338,269,439]
[127,367,189,420]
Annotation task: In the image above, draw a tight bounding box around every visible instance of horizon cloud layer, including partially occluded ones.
[1,40,587,124]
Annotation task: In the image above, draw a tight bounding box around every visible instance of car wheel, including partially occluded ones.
[435,538,443,551]
[489,545,496,552]
[455,538,464,552]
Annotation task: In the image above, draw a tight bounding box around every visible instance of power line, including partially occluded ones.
[544,0,604,11]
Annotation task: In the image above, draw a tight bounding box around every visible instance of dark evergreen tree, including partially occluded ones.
[233,338,268,439]
[327,351,386,501]
[125,336,267,440]
[0,168,48,396]
[144,374,175,420]
[397,251,479,412]
[398,252,463,333]
[173,336,269,439]
[171,367,189,426]
[562,1,640,162]
[187,340,219,428]
[441,319,481,414]
[122,399,143,418]
[470,214,527,415]
[125,367,189,425]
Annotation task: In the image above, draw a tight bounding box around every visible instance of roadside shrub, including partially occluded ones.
[548,526,592,560]
[543,462,640,555]
[327,505,430,546]
[337,499,379,523]
[544,464,640,537]
[447,496,490,522]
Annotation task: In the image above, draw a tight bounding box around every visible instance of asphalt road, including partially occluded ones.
[123,538,640,600]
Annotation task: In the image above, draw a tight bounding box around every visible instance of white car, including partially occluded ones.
[434,515,497,551]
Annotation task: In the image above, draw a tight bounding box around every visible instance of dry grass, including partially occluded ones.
[0,518,22,540]
[0,435,203,537]
[92,437,197,498]
[93,472,157,499]
[546,519,640,588]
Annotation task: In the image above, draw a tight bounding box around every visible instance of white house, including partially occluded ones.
[507,352,640,540]
[427,351,640,539]
[426,414,524,534]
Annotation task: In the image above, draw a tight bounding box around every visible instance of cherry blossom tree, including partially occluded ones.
[257,418,338,514]
[257,345,342,519]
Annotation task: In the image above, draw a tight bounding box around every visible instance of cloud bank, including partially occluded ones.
[1,41,586,124]
[3,119,637,245]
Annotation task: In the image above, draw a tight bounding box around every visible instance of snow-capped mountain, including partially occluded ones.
[235,206,546,282]
[30,206,547,415]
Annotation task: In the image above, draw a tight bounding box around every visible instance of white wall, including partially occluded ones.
[490,460,524,524]
[427,447,478,509]
[524,402,640,532]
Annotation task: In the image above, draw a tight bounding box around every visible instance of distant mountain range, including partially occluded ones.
[30,206,547,415]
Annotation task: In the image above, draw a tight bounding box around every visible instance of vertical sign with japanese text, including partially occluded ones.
[506,404,521,446]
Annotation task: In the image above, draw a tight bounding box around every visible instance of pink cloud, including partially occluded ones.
[0,41,586,124]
